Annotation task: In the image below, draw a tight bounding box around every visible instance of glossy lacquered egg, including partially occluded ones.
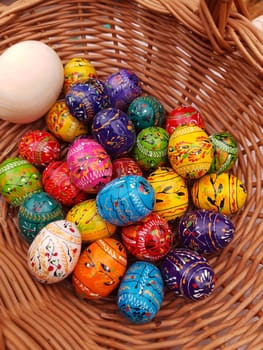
[66,137,112,193]
[96,175,155,226]
[165,105,205,135]
[65,198,117,243]
[178,209,235,254]
[191,172,247,215]
[46,99,88,142]
[18,191,64,244]
[92,108,136,157]
[209,132,238,173]
[65,78,110,123]
[117,261,164,324]
[127,95,165,131]
[121,213,172,261]
[105,69,142,111]
[0,158,42,207]
[27,220,81,284]
[147,167,189,222]
[111,157,143,179]
[161,248,215,300]
[168,125,213,179]
[18,130,61,166]
[72,238,127,299]
[133,126,169,172]
[63,57,97,94]
[42,160,88,207]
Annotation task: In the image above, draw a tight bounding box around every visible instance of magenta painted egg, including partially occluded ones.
[121,213,173,261]
[66,137,112,193]
[18,130,61,166]
[111,157,143,179]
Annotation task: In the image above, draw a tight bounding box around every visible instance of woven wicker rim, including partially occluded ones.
[0,1,262,349]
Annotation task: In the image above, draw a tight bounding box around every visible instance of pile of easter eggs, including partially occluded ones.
[0,43,248,325]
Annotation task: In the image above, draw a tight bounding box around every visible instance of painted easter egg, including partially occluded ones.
[0,158,42,207]
[133,126,169,172]
[117,261,164,324]
[18,191,64,244]
[42,160,88,206]
[121,212,172,261]
[65,198,117,243]
[27,220,81,284]
[96,175,155,226]
[178,209,235,254]
[191,172,247,215]
[209,132,238,173]
[46,99,88,142]
[105,69,142,111]
[66,137,112,193]
[92,108,136,157]
[111,157,143,179]
[161,248,215,300]
[18,130,61,166]
[72,238,127,299]
[147,167,189,222]
[65,78,110,123]
[168,125,213,179]
[127,95,165,131]
[63,57,97,94]
[165,105,205,135]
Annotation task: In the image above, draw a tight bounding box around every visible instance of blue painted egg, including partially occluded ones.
[18,192,64,244]
[96,175,155,226]
[105,69,142,111]
[117,261,164,324]
[92,107,136,157]
[161,248,215,301]
[65,78,110,123]
[178,209,235,254]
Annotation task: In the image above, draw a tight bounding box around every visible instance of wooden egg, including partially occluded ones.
[121,212,172,261]
[65,198,117,243]
[147,167,189,222]
[111,157,143,179]
[0,157,42,207]
[27,220,81,284]
[72,238,127,299]
[46,99,88,143]
[191,172,247,215]
[168,125,213,179]
[117,261,164,324]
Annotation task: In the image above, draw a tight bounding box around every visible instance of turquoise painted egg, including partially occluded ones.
[117,261,164,324]
[18,191,64,244]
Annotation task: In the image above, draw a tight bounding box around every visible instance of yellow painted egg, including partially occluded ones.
[168,125,213,179]
[27,220,81,284]
[46,99,88,142]
[191,172,247,215]
[63,57,97,94]
[65,198,117,243]
[147,167,189,222]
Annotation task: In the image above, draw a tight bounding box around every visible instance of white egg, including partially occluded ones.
[0,40,64,124]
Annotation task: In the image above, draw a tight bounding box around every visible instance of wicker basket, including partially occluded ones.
[0,1,262,349]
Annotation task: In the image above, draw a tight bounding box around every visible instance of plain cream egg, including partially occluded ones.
[0,40,64,124]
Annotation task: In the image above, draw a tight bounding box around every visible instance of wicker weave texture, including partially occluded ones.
[0,1,262,349]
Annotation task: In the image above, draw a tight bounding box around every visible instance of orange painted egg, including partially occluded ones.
[168,125,213,179]
[65,198,117,243]
[72,238,127,299]
[191,172,247,215]
[27,220,81,284]
[147,167,189,222]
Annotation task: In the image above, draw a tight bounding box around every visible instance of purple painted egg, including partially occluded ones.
[161,248,215,301]
[105,69,142,111]
[66,137,112,193]
[178,209,235,254]
[92,108,136,157]
[65,78,110,123]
